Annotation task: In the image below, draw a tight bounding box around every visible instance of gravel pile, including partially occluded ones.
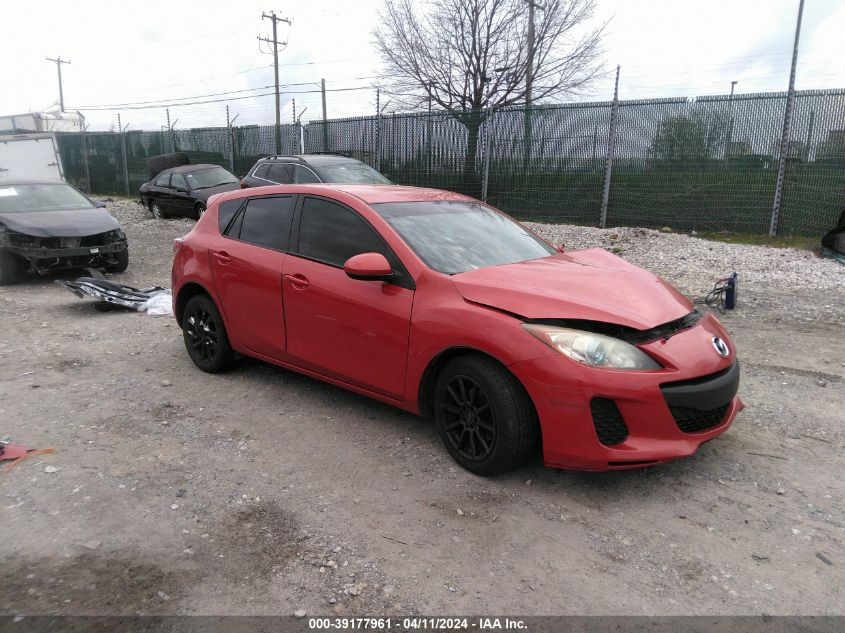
[524,223,845,293]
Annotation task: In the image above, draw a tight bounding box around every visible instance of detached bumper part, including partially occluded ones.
[55,277,167,310]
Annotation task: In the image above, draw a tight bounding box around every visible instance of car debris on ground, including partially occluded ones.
[56,277,172,315]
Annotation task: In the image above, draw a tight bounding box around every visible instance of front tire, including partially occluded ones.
[104,247,129,273]
[0,250,22,285]
[433,355,538,475]
[182,294,234,373]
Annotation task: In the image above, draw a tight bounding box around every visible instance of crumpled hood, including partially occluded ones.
[0,209,120,238]
[192,183,241,203]
[451,248,693,330]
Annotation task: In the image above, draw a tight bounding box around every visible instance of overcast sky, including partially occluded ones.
[1,0,843,131]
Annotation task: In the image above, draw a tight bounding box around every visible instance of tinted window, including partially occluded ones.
[298,197,385,267]
[171,173,188,190]
[185,167,237,189]
[292,165,320,184]
[155,173,170,187]
[217,199,242,234]
[254,164,270,179]
[237,196,293,251]
[267,163,293,184]
[373,201,556,274]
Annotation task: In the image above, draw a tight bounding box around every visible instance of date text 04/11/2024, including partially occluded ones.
[307,617,528,630]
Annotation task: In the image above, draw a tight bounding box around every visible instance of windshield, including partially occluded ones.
[0,183,94,213]
[184,167,238,189]
[373,201,556,274]
[316,162,391,184]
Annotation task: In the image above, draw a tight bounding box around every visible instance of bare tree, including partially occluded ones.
[374,0,604,180]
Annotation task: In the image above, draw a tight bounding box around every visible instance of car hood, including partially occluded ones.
[451,248,693,330]
[0,209,121,237]
[192,183,241,202]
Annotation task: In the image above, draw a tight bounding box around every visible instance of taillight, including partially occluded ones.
[173,238,184,254]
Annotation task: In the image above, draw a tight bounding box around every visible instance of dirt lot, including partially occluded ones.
[1,199,844,616]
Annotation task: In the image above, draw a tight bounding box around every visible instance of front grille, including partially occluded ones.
[81,232,113,246]
[590,398,629,446]
[669,403,730,433]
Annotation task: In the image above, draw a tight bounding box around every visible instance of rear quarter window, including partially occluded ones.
[217,199,242,234]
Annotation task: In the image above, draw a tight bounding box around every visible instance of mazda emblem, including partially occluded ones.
[712,337,729,357]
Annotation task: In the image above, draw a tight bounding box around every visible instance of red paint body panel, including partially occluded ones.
[282,254,414,398]
[453,249,693,329]
[208,235,287,359]
[510,313,740,470]
[172,184,741,472]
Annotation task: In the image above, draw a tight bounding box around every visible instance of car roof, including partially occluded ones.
[162,164,223,174]
[262,183,475,205]
[257,154,359,166]
[0,179,71,186]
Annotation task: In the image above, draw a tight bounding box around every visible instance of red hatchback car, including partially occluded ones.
[172,184,742,474]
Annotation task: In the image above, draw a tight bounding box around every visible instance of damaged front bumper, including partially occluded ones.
[1,231,127,273]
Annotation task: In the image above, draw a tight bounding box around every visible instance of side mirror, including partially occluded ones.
[343,252,393,281]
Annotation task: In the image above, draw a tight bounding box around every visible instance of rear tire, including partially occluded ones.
[194,202,206,220]
[104,247,129,273]
[433,355,538,475]
[0,251,21,285]
[182,294,234,373]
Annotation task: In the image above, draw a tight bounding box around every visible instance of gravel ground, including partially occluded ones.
[1,198,843,617]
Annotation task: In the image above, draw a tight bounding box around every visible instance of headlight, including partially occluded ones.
[521,324,661,370]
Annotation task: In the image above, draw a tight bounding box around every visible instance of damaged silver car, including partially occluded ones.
[0,180,129,284]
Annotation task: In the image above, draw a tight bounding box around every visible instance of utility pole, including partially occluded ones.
[523,1,543,172]
[599,65,620,229]
[259,11,291,154]
[45,56,71,112]
[726,80,738,158]
[770,0,805,237]
[321,78,329,151]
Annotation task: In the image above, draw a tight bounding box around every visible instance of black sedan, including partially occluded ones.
[0,180,128,284]
[139,165,240,219]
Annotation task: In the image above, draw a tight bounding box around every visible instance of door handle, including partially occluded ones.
[213,251,231,265]
[284,273,310,289]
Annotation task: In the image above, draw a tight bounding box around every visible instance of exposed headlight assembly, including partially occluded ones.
[521,324,661,370]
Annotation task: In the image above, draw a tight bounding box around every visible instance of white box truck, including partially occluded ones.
[0,133,64,181]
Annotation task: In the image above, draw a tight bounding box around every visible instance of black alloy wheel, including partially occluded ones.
[433,355,538,475]
[440,374,496,462]
[182,295,234,372]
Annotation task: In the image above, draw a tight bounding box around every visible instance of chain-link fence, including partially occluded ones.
[56,88,845,235]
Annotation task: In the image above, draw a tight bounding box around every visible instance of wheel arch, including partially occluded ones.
[417,346,535,419]
[175,281,214,328]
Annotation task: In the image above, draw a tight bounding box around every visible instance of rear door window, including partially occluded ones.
[171,173,188,191]
[235,196,294,251]
[292,165,320,184]
[267,163,293,184]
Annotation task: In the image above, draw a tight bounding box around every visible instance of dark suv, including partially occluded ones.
[240,155,390,188]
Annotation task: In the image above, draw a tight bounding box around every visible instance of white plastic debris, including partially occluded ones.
[141,290,173,316]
